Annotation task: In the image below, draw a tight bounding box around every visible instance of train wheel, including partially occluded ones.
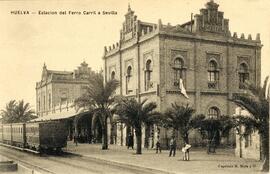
[56,148,63,155]
[39,147,45,155]
[48,148,54,154]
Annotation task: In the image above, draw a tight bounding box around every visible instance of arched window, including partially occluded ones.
[48,93,51,110]
[126,66,133,94]
[173,58,185,87]
[145,60,153,91]
[208,60,219,89]
[239,63,249,89]
[208,107,220,119]
[111,71,115,80]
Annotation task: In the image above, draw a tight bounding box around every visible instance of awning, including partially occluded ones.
[29,109,90,122]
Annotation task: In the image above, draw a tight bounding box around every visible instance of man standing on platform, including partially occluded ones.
[169,136,176,157]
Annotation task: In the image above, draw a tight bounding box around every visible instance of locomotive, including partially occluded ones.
[0,121,68,152]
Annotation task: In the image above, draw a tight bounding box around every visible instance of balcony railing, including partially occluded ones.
[208,81,218,89]
[239,83,246,89]
[145,81,154,91]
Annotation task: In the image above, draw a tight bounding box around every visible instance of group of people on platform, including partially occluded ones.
[72,132,94,146]
[126,133,191,161]
[155,136,191,161]
[73,132,191,161]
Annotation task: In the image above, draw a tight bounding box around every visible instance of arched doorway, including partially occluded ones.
[76,113,92,143]
[91,115,103,143]
[70,112,92,143]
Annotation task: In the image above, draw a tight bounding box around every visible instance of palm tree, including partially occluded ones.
[1,100,36,123]
[75,72,119,150]
[162,103,195,145]
[1,100,16,123]
[14,100,36,122]
[144,118,156,149]
[192,115,233,153]
[231,76,269,172]
[115,98,161,154]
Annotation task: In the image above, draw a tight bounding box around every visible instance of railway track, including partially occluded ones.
[46,152,169,174]
[0,144,170,174]
[0,142,40,154]
[0,149,55,174]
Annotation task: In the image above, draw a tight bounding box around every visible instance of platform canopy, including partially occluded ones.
[29,109,90,122]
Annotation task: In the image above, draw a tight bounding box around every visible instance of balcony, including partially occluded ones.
[145,81,154,91]
[239,83,246,89]
[208,81,218,89]
[174,81,179,87]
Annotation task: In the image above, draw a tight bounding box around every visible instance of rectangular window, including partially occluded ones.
[208,71,219,89]
[38,98,40,111]
[208,72,219,82]
[244,135,249,148]
[145,71,153,91]
[174,69,184,87]
[239,73,249,89]
[43,96,46,110]
[48,94,51,110]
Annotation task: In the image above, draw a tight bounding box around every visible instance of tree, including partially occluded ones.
[1,100,16,123]
[1,100,36,123]
[231,76,269,172]
[162,103,195,145]
[192,115,233,153]
[75,72,119,150]
[115,98,161,154]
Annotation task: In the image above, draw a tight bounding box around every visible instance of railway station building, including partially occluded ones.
[103,1,262,148]
[35,62,102,143]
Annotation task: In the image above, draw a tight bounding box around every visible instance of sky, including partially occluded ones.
[0,0,269,111]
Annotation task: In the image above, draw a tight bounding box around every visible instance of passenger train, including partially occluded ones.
[0,121,68,152]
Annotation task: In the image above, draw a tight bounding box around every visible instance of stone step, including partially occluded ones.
[0,157,18,172]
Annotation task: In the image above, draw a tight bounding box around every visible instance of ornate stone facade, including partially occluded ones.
[103,1,262,148]
[36,62,94,117]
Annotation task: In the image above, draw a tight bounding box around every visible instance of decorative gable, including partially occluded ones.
[41,63,48,81]
[120,4,138,42]
[194,0,230,35]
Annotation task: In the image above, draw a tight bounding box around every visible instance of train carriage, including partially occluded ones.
[3,124,12,144]
[25,122,40,150]
[12,123,26,147]
[1,120,68,153]
[26,121,68,151]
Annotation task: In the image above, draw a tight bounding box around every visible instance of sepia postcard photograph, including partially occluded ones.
[0,0,269,173]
